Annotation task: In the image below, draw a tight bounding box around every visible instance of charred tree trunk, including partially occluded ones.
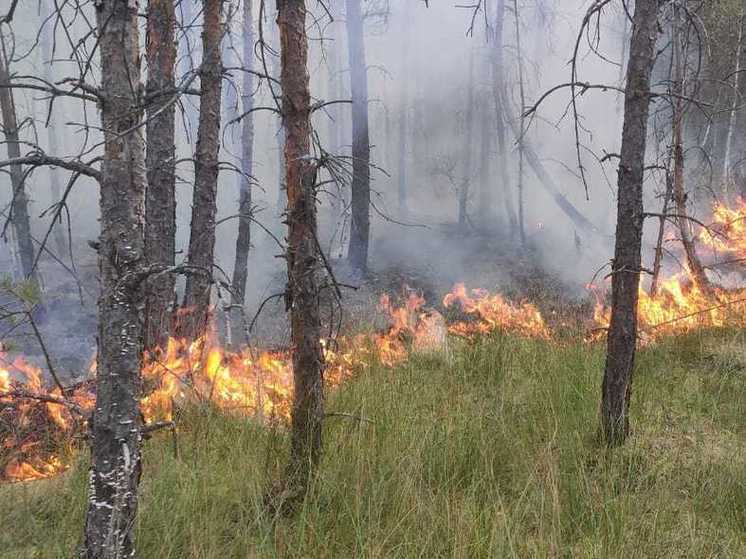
[229,0,256,346]
[491,0,517,234]
[345,0,371,272]
[82,1,146,556]
[0,32,37,283]
[670,3,712,296]
[181,0,224,341]
[278,0,324,506]
[601,0,659,447]
[144,0,177,352]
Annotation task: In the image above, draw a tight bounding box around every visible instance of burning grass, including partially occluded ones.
[5,265,746,483]
[1,285,554,482]
[3,328,746,557]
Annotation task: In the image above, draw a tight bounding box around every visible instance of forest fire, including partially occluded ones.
[0,289,456,482]
[591,274,746,343]
[443,283,551,339]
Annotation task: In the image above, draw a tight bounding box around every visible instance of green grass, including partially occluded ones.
[3,329,746,558]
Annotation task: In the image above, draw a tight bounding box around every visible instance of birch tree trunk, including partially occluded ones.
[278,0,324,507]
[181,0,224,342]
[723,5,745,183]
[82,0,146,555]
[0,32,38,284]
[601,0,659,447]
[346,0,371,272]
[144,0,177,352]
[229,0,256,346]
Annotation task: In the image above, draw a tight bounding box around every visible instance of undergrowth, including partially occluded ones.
[2,328,746,557]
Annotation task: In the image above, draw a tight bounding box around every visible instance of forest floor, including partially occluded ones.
[3,326,746,558]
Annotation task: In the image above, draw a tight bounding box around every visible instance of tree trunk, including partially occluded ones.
[601,0,659,447]
[278,0,324,506]
[649,166,673,297]
[670,2,712,296]
[180,0,224,342]
[144,0,177,352]
[491,0,517,234]
[513,0,527,245]
[230,0,256,347]
[723,5,745,183]
[346,0,371,272]
[270,13,287,214]
[39,21,67,258]
[82,1,146,556]
[0,32,38,283]
[460,46,476,230]
[397,2,411,215]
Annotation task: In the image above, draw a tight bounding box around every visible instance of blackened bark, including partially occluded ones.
[345,0,371,272]
[181,0,224,341]
[144,0,177,351]
[0,33,37,283]
[82,1,146,556]
[601,0,659,446]
[230,0,256,346]
[278,0,324,504]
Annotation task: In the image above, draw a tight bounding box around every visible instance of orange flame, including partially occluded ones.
[699,197,746,260]
[0,286,550,482]
[443,283,551,339]
[591,274,746,344]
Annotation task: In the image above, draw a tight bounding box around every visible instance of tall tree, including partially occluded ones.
[601,0,659,446]
[180,0,224,342]
[346,0,371,272]
[460,46,476,230]
[490,0,518,233]
[38,18,67,258]
[144,0,177,351]
[277,0,324,506]
[396,1,411,215]
[670,1,712,296]
[82,0,146,555]
[229,0,256,346]
[512,0,527,245]
[0,31,38,284]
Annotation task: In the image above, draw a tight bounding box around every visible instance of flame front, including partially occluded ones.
[591,274,746,343]
[443,283,551,339]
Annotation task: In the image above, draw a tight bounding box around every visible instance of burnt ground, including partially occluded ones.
[0,222,595,386]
